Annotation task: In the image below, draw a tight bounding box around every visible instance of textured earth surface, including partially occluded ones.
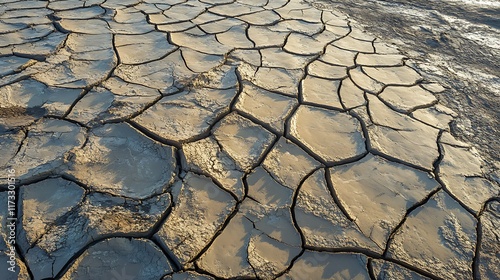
[0,0,498,280]
[311,0,500,183]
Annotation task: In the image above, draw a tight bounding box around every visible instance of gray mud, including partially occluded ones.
[312,0,500,181]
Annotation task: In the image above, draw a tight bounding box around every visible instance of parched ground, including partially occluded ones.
[311,0,500,182]
[0,0,498,280]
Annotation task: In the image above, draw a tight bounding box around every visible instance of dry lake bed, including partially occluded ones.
[0,0,498,279]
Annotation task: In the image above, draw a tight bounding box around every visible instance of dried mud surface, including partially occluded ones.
[0,0,498,279]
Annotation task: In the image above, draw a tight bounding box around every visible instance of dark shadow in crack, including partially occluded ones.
[0,106,48,133]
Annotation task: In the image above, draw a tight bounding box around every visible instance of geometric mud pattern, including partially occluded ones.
[0,0,498,280]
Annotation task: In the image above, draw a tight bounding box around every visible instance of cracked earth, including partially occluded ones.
[0,0,498,279]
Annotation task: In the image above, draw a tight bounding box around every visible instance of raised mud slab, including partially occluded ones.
[0,0,498,279]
